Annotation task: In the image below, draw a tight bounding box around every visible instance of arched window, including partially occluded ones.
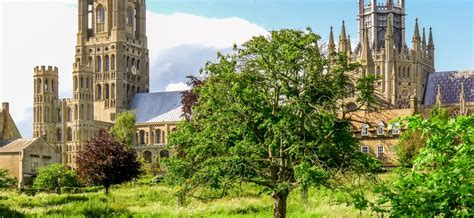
[67,127,72,142]
[126,56,130,68]
[131,58,135,69]
[74,104,78,120]
[67,107,72,121]
[111,55,115,70]
[407,67,411,79]
[52,81,55,92]
[105,83,110,99]
[160,150,169,158]
[143,151,152,163]
[80,77,84,89]
[155,130,161,144]
[37,79,42,93]
[111,83,115,99]
[86,78,90,89]
[97,56,102,72]
[96,5,105,32]
[139,130,145,144]
[137,60,140,70]
[127,7,134,27]
[97,84,102,100]
[105,55,110,71]
[57,109,62,122]
[56,128,62,142]
[80,104,84,119]
[45,79,49,91]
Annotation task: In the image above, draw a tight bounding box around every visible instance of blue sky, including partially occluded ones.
[147,0,474,71]
[0,0,473,137]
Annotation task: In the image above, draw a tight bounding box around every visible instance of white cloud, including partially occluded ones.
[165,82,190,92]
[0,2,268,137]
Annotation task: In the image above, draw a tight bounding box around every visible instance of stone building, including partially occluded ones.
[331,0,474,166]
[30,0,473,168]
[0,102,59,187]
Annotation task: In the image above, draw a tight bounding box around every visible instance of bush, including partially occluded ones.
[0,168,16,188]
[32,164,80,191]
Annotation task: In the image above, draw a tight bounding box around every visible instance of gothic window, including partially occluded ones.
[143,151,152,163]
[67,127,72,142]
[160,150,169,158]
[396,89,410,109]
[45,80,49,91]
[37,79,42,93]
[407,67,411,79]
[105,55,110,71]
[80,77,84,89]
[97,56,102,72]
[111,83,115,99]
[126,56,130,68]
[139,130,145,145]
[80,104,84,119]
[111,55,115,70]
[86,78,90,89]
[156,130,161,144]
[67,107,72,121]
[105,83,110,99]
[57,109,61,122]
[96,5,105,32]
[97,84,102,100]
[137,60,140,70]
[74,104,78,120]
[56,128,62,142]
[127,7,134,27]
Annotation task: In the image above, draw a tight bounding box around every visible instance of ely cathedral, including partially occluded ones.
[31,0,472,168]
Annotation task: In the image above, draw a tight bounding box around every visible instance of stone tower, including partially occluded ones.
[33,66,59,143]
[76,0,149,123]
[335,0,435,110]
[358,0,405,50]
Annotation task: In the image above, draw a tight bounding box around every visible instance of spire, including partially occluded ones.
[338,20,348,53]
[459,82,466,114]
[435,84,442,106]
[360,29,374,69]
[428,27,435,50]
[422,28,427,52]
[412,18,421,51]
[328,26,336,55]
[347,34,352,55]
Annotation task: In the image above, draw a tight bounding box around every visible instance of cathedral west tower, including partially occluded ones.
[76,0,149,122]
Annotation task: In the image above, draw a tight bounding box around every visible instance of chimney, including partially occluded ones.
[2,102,9,139]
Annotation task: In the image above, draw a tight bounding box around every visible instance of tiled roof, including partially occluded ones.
[0,138,39,153]
[130,91,184,123]
[424,71,474,106]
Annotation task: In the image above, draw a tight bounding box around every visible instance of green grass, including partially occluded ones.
[0,177,381,217]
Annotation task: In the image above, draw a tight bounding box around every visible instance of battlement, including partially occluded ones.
[34,65,59,76]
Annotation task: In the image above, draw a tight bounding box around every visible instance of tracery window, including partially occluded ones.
[96,5,105,32]
[396,89,410,109]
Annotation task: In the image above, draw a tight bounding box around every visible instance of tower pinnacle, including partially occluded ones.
[338,20,349,53]
[328,26,336,55]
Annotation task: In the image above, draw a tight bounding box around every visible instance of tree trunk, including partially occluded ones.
[178,191,186,206]
[273,191,289,218]
[301,185,308,203]
[104,185,110,195]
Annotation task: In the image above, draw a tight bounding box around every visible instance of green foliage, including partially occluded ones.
[371,114,474,216]
[32,164,79,190]
[0,168,16,189]
[109,111,137,148]
[166,28,380,217]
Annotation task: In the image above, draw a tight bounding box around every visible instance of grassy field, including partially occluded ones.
[0,175,389,217]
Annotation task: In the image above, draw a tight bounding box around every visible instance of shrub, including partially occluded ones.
[32,164,79,191]
[0,168,16,188]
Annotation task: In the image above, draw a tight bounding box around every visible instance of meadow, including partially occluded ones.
[0,174,387,217]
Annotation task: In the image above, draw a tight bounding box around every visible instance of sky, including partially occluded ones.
[0,0,473,138]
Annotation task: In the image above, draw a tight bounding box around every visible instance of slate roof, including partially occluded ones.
[130,91,184,123]
[424,71,474,106]
[0,138,39,153]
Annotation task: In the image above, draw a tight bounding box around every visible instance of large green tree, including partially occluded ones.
[370,112,474,216]
[166,29,380,217]
[109,111,137,148]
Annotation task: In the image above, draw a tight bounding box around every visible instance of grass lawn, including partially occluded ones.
[0,174,393,217]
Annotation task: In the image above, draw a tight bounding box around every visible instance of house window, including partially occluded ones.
[160,150,169,158]
[42,156,52,166]
[31,155,40,171]
[376,145,384,158]
[376,121,385,135]
[361,124,369,136]
[155,130,161,144]
[391,122,400,135]
[139,130,145,145]
[360,146,369,154]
